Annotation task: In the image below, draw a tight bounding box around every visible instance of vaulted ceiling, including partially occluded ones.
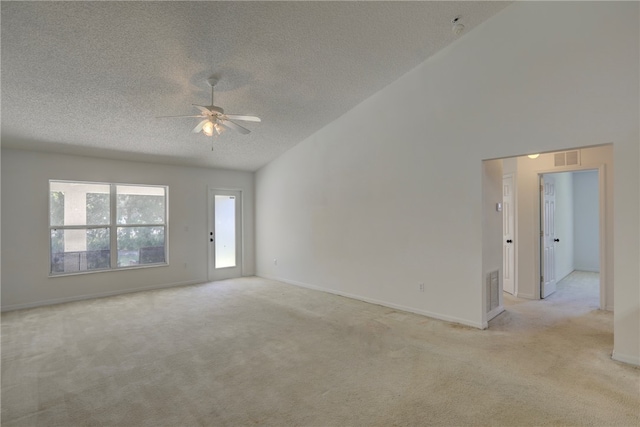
[1,2,510,171]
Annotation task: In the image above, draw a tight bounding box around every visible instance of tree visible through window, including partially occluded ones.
[116,186,166,267]
[49,181,168,275]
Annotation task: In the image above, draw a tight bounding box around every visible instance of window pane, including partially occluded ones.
[50,191,65,225]
[116,185,165,225]
[215,195,236,268]
[49,181,110,226]
[117,226,165,267]
[50,228,110,274]
[86,193,110,225]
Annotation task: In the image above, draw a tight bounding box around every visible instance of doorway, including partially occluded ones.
[539,170,601,302]
[496,146,609,312]
[208,189,243,281]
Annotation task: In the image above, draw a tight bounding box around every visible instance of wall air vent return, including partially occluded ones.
[554,150,581,167]
[486,270,499,313]
[565,150,580,166]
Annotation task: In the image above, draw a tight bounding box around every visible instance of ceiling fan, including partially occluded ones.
[157,77,261,136]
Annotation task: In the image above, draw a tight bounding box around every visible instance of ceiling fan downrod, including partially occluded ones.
[207,77,218,107]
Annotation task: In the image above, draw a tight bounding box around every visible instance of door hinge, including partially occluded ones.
[540,230,543,237]
[540,275,544,283]
[540,184,544,192]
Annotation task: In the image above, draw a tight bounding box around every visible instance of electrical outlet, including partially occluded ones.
[419,283,425,292]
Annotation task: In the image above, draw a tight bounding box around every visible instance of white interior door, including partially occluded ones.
[503,174,515,295]
[541,175,557,298]
[208,189,242,281]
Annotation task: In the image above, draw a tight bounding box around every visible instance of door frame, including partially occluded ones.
[539,174,557,298]
[534,164,606,308]
[207,187,244,281]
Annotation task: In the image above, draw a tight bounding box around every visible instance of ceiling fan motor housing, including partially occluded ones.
[207,105,224,115]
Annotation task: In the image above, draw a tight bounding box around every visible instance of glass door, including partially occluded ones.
[208,189,242,281]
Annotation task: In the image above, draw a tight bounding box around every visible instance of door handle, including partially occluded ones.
[506,239,513,243]
[554,238,560,242]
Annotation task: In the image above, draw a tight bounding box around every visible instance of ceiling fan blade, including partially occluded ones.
[221,119,251,135]
[156,114,205,119]
[224,114,261,123]
[192,105,212,114]
[192,119,209,133]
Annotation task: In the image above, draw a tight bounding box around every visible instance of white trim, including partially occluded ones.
[612,351,640,367]
[515,292,536,299]
[1,279,202,312]
[487,305,505,322]
[597,164,606,310]
[259,275,486,329]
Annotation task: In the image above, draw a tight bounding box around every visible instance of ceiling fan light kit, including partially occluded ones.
[202,121,215,137]
[157,77,261,139]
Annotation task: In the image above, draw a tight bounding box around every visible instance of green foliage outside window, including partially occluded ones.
[50,191,64,226]
[86,193,110,225]
[117,194,165,224]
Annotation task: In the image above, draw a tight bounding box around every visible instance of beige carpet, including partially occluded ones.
[2,272,639,426]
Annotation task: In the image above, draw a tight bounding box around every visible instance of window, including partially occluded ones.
[49,181,168,275]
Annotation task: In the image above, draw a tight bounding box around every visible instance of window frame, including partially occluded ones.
[48,180,169,277]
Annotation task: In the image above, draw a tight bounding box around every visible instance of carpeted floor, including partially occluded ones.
[2,272,639,426]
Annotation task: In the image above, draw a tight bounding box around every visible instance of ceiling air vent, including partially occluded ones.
[553,150,581,167]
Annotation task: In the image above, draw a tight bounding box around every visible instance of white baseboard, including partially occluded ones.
[1,279,204,312]
[258,274,485,329]
[516,292,536,299]
[612,351,640,367]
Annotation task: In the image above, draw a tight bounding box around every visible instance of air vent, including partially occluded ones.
[554,152,566,167]
[554,150,581,167]
[486,270,499,313]
[565,150,580,166]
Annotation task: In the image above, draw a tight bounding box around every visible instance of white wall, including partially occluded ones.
[553,172,575,281]
[573,170,600,271]
[255,2,639,364]
[1,149,255,310]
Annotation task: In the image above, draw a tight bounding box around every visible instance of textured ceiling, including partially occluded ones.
[1,1,510,172]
